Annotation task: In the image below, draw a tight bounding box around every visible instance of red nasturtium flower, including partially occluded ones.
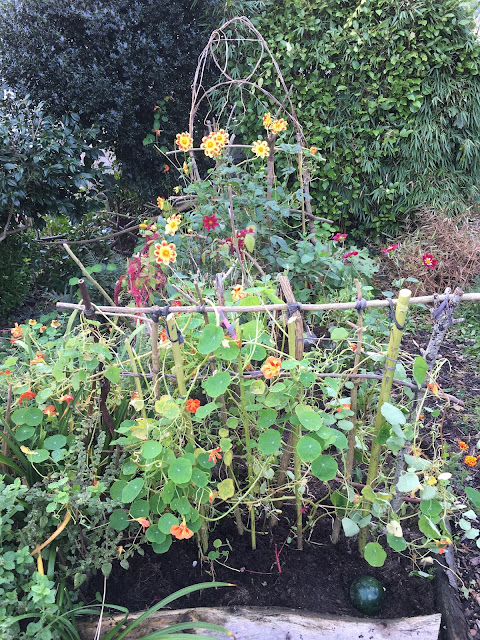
[203,214,220,231]
[29,351,45,365]
[422,253,437,269]
[163,164,170,172]
[43,405,58,417]
[0,370,11,375]
[458,441,469,451]
[208,447,222,463]
[170,519,194,540]
[381,244,399,254]
[186,398,201,414]
[261,356,282,380]
[332,233,347,242]
[343,251,359,260]
[19,390,36,404]
[465,455,478,467]
[58,394,74,404]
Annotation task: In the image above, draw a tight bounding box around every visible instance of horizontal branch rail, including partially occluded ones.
[56,291,480,315]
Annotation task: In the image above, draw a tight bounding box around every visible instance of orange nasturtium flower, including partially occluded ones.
[165,214,181,236]
[58,393,74,404]
[11,323,23,338]
[132,517,150,533]
[186,398,201,414]
[263,112,272,129]
[261,356,282,380]
[309,146,318,155]
[28,319,37,326]
[251,140,270,159]
[337,403,351,412]
[175,131,193,152]
[43,405,58,418]
[208,447,222,463]
[201,133,222,158]
[19,390,36,404]
[154,240,177,266]
[29,351,45,365]
[51,320,61,328]
[435,538,452,555]
[271,118,287,134]
[231,284,247,302]
[458,441,469,451]
[427,382,440,396]
[170,519,194,540]
[465,455,478,467]
[39,325,47,334]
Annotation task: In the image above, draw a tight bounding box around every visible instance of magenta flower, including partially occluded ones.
[381,244,398,254]
[422,253,437,269]
[333,233,348,242]
[203,214,220,231]
[343,251,359,260]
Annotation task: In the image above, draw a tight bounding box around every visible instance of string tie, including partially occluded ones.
[387,299,405,331]
[286,302,302,319]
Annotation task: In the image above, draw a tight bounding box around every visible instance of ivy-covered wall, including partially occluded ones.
[230,0,480,234]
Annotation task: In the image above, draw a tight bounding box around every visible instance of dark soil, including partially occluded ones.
[86,505,436,620]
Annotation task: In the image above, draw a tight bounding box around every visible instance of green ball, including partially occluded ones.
[349,576,386,615]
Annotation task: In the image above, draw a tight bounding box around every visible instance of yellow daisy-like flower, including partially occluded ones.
[231,284,247,301]
[175,131,193,152]
[214,129,228,148]
[271,118,287,134]
[201,133,222,158]
[157,197,165,210]
[252,140,270,159]
[263,112,272,129]
[165,214,181,236]
[154,240,177,265]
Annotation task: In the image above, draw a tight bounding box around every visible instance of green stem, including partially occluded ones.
[288,317,303,550]
[124,339,147,421]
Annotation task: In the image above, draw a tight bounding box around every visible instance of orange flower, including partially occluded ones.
[58,394,74,404]
[186,398,201,414]
[132,517,150,533]
[175,131,193,152]
[39,325,47,334]
[43,405,58,417]
[208,447,222,463]
[435,538,452,554]
[19,390,36,404]
[183,161,189,175]
[309,146,318,155]
[0,370,11,375]
[263,112,272,129]
[458,441,469,451]
[170,519,194,540]
[252,140,269,159]
[271,118,287,134]
[154,129,161,136]
[51,320,61,328]
[154,240,177,265]
[337,404,351,412]
[157,197,165,210]
[231,284,247,301]
[208,490,218,503]
[10,323,22,338]
[214,129,228,148]
[464,455,478,467]
[29,351,45,365]
[163,164,170,172]
[261,356,282,380]
[159,328,169,344]
[201,133,222,158]
[28,319,37,326]
[427,383,440,396]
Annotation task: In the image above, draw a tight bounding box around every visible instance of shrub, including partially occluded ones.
[222,0,480,235]
[0,235,33,319]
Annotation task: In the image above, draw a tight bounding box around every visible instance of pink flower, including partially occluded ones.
[203,214,220,231]
[422,253,437,269]
[381,244,399,254]
[343,251,359,260]
[333,233,347,242]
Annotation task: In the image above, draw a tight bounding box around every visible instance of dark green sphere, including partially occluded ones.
[349,576,386,615]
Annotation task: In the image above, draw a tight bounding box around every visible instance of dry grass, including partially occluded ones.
[382,207,480,295]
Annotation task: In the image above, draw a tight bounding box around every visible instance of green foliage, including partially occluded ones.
[0,0,217,193]
[0,234,33,318]
[225,0,480,234]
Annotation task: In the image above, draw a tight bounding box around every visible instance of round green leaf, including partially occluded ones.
[202,371,231,398]
[11,409,28,425]
[110,480,127,501]
[342,517,360,537]
[141,440,163,459]
[387,533,407,552]
[381,402,406,426]
[22,408,44,426]
[121,477,145,503]
[24,449,49,463]
[43,434,67,450]
[146,527,166,543]
[420,499,442,518]
[296,435,322,462]
[295,405,323,431]
[311,454,338,481]
[364,542,387,567]
[257,409,277,429]
[191,467,208,487]
[158,513,179,534]
[109,509,129,531]
[197,325,224,354]
[152,537,172,554]
[15,425,35,442]
[168,457,192,484]
[129,500,150,518]
[258,429,282,455]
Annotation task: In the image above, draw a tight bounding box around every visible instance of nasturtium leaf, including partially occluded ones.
[129,500,149,518]
[296,436,322,462]
[465,528,479,540]
[459,518,471,531]
[158,513,179,534]
[122,460,137,476]
[110,480,127,501]
[413,356,428,387]
[51,449,66,463]
[146,527,166,543]
[149,495,164,514]
[257,408,277,429]
[404,454,431,470]
[364,542,387,567]
[109,509,129,531]
[215,342,240,361]
[330,327,349,340]
[161,480,176,504]
[396,472,421,493]
[202,371,231,398]
[311,454,338,481]
[172,496,192,516]
[152,537,172,554]
[121,477,145,503]
[330,428,348,450]
[43,434,67,450]
[250,379,266,395]
[465,486,480,509]
[418,515,442,539]
[387,534,407,552]
[191,467,208,487]
[420,499,442,518]
[168,456,192,484]
[295,405,323,431]
[217,478,235,500]
[162,401,180,421]
[258,429,282,455]
[381,402,406,426]
[420,485,438,501]
[104,366,121,384]
[337,419,354,431]
[12,409,28,425]
[24,448,49,462]
[197,325,224,354]
[15,425,35,441]
[193,402,218,421]
[342,517,360,537]
[22,408,44,426]
[141,440,163,459]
